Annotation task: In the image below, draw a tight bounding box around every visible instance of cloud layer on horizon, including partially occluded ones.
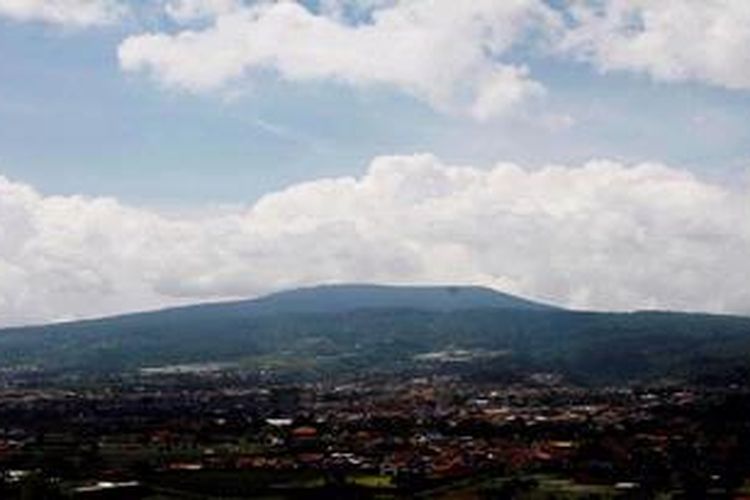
[1,154,748,327]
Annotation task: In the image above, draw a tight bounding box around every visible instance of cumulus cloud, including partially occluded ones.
[1,155,748,327]
[163,0,243,23]
[110,1,750,115]
[118,0,554,120]
[0,0,126,27]
[560,0,750,90]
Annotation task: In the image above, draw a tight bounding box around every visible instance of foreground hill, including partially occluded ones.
[0,284,749,384]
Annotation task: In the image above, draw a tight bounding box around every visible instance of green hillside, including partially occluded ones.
[0,285,749,384]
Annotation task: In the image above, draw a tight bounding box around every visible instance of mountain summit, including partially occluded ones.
[247,284,557,314]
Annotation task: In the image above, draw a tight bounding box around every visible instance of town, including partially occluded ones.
[1,368,749,498]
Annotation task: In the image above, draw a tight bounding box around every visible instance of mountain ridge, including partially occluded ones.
[249,283,558,313]
[0,283,557,332]
[1,284,749,385]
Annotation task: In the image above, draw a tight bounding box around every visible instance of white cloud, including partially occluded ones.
[1,155,749,327]
[560,0,750,90]
[0,0,126,27]
[118,0,554,120]
[163,0,243,23]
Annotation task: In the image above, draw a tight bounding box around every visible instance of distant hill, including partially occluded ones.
[1,284,749,385]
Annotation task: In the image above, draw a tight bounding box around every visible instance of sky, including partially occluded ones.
[0,0,749,326]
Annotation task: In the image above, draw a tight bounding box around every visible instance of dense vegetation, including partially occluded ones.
[0,285,749,384]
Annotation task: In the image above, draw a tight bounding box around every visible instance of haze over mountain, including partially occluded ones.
[1,284,749,385]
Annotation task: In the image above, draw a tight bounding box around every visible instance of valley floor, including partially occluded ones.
[0,371,748,498]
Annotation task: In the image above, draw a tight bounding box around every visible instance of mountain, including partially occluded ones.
[246,284,557,313]
[1,284,749,385]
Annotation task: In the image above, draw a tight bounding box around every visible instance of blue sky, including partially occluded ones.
[1,1,749,204]
[1,0,749,325]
